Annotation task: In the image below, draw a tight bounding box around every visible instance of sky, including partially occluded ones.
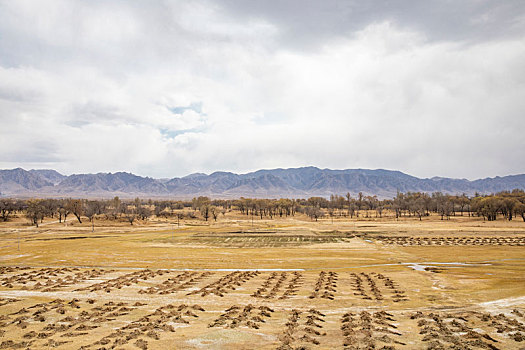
[0,0,524,180]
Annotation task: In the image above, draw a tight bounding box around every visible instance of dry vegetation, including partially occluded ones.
[0,204,524,349]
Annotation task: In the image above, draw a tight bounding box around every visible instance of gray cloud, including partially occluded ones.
[0,0,524,180]
[218,0,525,46]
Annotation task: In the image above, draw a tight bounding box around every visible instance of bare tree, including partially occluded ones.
[413,197,426,221]
[84,200,103,232]
[67,199,84,223]
[26,199,44,227]
[193,196,210,210]
[502,197,519,221]
[327,207,335,223]
[514,202,525,222]
[305,206,324,221]
[58,203,70,223]
[210,206,219,221]
[122,204,137,225]
[137,205,151,221]
[176,212,184,226]
[0,199,15,222]
[200,205,210,221]
[357,192,364,217]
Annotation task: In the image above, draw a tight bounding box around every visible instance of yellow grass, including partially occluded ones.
[0,212,524,349]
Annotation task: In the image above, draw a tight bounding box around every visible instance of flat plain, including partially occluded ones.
[0,212,524,349]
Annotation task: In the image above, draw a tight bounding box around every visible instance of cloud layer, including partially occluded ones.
[1,0,524,179]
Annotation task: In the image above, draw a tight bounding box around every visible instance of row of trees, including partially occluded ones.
[1,189,524,227]
[1,197,159,227]
[205,190,525,222]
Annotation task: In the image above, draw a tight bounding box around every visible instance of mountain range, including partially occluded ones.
[1,167,524,199]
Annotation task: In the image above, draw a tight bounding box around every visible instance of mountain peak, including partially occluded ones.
[1,167,524,199]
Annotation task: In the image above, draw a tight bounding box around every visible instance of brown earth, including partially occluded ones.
[0,212,524,349]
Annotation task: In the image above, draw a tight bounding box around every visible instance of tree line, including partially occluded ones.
[1,189,524,227]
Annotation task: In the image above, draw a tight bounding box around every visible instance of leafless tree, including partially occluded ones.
[210,206,218,221]
[26,199,44,227]
[514,202,525,222]
[66,199,84,223]
[122,204,137,225]
[200,205,210,221]
[0,199,16,222]
[84,200,103,231]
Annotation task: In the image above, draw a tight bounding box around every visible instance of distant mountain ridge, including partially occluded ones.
[1,167,524,199]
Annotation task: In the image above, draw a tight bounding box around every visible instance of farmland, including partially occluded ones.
[0,212,524,349]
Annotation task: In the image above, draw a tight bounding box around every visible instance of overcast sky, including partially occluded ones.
[1,0,524,179]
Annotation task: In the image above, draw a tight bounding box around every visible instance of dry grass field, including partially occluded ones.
[0,212,524,349]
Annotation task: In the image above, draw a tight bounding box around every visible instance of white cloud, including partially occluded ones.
[0,1,524,179]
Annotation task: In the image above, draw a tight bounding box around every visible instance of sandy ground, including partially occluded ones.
[0,213,524,349]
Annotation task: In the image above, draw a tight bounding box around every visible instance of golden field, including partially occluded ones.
[0,212,524,349]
